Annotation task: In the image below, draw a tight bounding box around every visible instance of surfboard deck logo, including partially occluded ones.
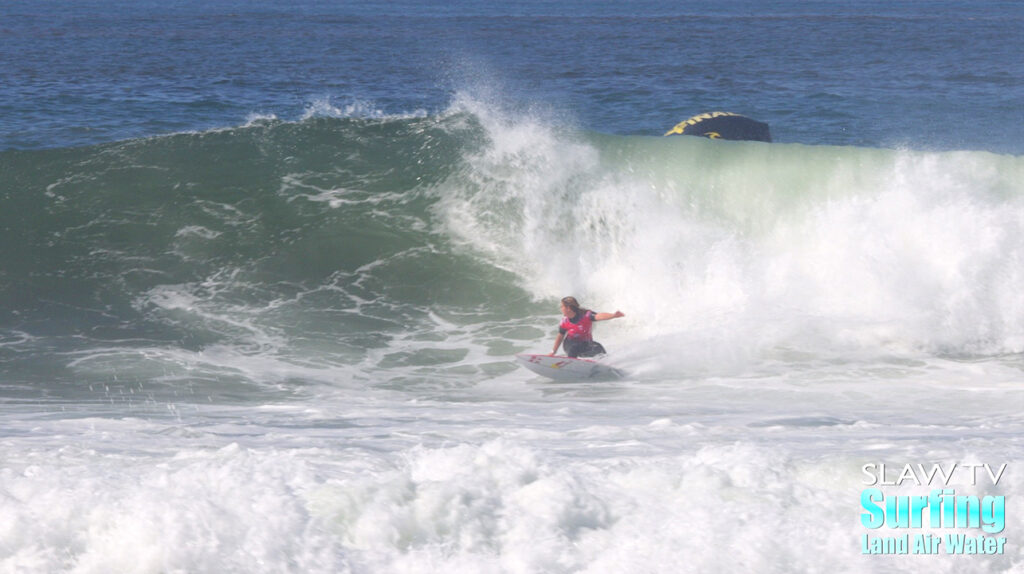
[515,353,624,380]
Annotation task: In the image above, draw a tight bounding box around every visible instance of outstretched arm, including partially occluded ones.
[593,310,624,321]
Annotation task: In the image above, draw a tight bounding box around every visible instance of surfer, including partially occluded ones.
[550,296,625,358]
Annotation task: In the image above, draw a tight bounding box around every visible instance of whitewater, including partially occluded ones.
[1,91,1022,572]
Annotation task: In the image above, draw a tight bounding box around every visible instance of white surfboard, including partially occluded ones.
[515,353,624,381]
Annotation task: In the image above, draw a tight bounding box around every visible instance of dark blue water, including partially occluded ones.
[3,0,1022,152]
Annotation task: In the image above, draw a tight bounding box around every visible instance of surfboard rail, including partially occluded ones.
[514,353,624,380]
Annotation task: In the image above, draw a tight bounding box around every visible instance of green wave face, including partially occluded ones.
[3,107,1024,394]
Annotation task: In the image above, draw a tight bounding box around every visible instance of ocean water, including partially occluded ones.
[2,1,1024,572]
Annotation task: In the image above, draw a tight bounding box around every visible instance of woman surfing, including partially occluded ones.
[550,296,625,358]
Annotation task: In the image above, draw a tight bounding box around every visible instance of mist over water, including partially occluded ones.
[437,100,1024,365]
